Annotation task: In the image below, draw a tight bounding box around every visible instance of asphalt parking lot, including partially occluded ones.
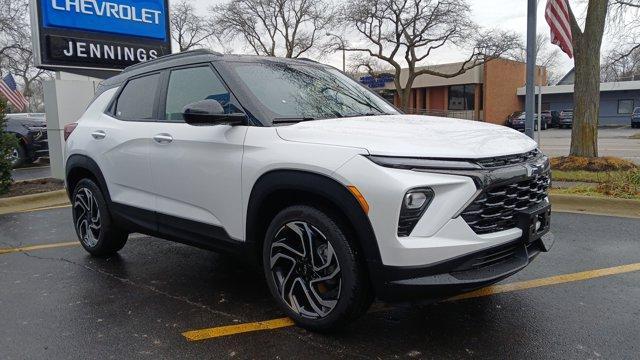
[1,206,639,359]
[539,127,640,164]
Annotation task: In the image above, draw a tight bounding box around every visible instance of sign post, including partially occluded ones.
[30,0,171,75]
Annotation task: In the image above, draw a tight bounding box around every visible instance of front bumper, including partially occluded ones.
[26,128,49,158]
[372,232,554,302]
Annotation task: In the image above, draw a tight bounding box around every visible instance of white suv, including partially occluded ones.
[64,50,553,331]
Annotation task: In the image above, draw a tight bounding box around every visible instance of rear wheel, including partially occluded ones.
[72,178,128,256]
[263,205,372,332]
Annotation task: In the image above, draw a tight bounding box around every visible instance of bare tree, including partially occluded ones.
[601,0,640,81]
[212,0,333,58]
[602,46,640,81]
[508,34,562,85]
[0,0,52,111]
[0,0,29,66]
[564,0,609,157]
[338,0,518,111]
[170,0,217,52]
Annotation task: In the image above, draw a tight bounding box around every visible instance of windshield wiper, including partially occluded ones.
[341,112,387,118]
[272,117,316,124]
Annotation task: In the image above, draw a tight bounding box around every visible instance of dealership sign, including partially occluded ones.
[30,0,171,71]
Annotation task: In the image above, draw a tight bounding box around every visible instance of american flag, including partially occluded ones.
[0,74,29,111]
[545,0,573,58]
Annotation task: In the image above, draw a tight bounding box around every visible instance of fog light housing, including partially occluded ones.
[398,188,434,237]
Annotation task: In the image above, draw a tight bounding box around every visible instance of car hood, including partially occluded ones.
[276,115,538,158]
[7,117,47,128]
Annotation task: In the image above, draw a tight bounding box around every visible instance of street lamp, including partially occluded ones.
[326,32,346,72]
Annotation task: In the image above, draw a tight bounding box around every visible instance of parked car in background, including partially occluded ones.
[4,113,49,167]
[558,109,573,128]
[506,112,543,131]
[541,110,559,128]
[632,107,640,128]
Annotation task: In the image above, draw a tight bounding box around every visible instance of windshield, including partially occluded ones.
[229,61,399,124]
[634,107,640,115]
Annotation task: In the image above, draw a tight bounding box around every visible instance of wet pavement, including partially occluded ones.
[0,207,639,359]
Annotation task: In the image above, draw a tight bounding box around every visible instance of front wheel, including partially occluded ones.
[263,205,372,332]
[72,178,128,256]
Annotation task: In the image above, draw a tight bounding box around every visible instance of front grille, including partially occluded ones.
[461,171,551,234]
[475,149,540,168]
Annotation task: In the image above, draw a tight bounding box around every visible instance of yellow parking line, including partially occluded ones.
[0,241,79,255]
[183,317,295,341]
[448,262,640,301]
[182,261,640,342]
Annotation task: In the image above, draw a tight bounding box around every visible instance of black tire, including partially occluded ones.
[262,205,372,332]
[72,178,128,256]
[10,144,27,168]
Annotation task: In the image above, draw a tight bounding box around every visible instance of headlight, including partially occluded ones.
[398,188,434,237]
[367,155,481,170]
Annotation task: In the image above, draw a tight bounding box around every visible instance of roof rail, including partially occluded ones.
[123,49,222,72]
[297,57,318,63]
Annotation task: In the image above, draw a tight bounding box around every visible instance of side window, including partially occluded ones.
[165,66,236,121]
[115,73,160,120]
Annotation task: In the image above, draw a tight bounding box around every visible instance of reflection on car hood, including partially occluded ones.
[276,115,538,158]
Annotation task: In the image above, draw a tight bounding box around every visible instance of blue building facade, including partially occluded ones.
[517,81,640,126]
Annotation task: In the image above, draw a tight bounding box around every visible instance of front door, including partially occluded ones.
[148,65,247,242]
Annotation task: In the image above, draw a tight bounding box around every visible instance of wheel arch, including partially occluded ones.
[246,170,382,271]
[65,154,111,203]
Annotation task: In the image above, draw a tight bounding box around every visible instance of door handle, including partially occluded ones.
[153,133,173,144]
[91,130,106,140]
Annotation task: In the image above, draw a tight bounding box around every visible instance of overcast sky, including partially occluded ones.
[191,0,589,77]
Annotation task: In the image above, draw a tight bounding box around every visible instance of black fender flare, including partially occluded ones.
[246,170,383,269]
[65,154,111,202]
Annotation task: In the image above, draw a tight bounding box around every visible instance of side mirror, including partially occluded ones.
[182,99,246,126]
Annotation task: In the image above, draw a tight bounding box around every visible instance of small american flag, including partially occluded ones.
[545,0,573,58]
[0,74,29,111]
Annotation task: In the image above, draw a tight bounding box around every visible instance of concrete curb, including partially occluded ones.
[0,190,69,215]
[550,194,640,219]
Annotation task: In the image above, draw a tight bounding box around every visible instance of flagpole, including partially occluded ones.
[525,0,537,139]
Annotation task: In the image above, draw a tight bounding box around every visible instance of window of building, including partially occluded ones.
[448,84,475,110]
[165,66,234,121]
[115,73,160,120]
[618,99,634,114]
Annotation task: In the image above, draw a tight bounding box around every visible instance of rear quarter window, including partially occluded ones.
[114,73,161,120]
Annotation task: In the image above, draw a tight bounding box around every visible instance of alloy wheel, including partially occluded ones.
[269,221,342,319]
[74,187,101,247]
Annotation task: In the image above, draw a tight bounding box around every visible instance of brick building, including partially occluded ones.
[358,58,547,125]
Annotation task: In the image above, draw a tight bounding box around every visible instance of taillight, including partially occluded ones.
[64,122,78,141]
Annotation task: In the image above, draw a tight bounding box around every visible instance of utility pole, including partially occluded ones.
[525,0,537,139]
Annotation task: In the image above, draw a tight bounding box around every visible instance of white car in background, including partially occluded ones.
[64,50,553,331]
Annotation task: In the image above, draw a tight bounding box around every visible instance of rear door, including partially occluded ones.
[93,72,161,218]
[148,64,247,242]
